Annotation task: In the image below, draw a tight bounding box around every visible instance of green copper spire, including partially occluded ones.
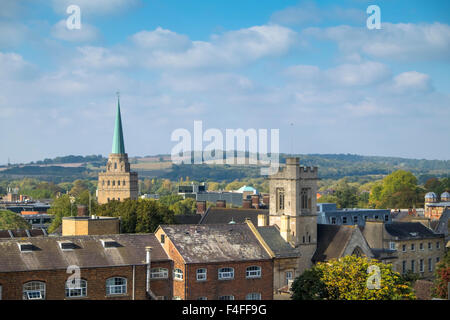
[112,93,125,154]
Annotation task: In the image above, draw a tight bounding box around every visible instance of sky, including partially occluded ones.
[0,0,449,164]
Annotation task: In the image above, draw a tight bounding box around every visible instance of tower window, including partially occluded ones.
[107,180,110,186]
[112,181,115,186]
[277,188,285,211]
[118,180,120,186]
[123,180,126,186]
[114,162,117,169]
[301,188,309,209]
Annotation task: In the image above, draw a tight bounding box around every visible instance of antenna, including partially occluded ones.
[290,122,294,156]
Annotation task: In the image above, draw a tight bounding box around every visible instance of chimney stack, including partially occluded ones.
[145,246,152,296]
[216,200,226,208]
[257,214,268,227]
[251,195,260,209]
[196,201,206,214]
[242,199,252,209]
[77,205,88,217]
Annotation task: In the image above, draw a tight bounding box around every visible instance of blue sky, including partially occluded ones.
[0,0,449,164]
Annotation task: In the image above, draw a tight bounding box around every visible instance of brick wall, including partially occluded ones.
[185,260,273,300]
[0,262,172,300]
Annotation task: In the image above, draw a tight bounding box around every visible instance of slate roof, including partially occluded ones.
[0,233,168,273]
[0,228,47,238]
[256,226,299,258]
[159,223,271,264]
[384,222,443,240]
[432,209,449,236]
[312,224,369,262]
[173,214,202,225]
[199,207,269,226]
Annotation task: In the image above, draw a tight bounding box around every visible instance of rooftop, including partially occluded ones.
[0,233,168,273]
[199,207,268,225]
[384,222,443,240]
[256,226,299,258]
[159,223,271,264]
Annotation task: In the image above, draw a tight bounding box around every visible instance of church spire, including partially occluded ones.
[112,92,125,154]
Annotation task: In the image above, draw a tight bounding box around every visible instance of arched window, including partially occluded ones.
[118,180,121,186]
[218,267,234,280]
[112,180,115,186]
[246,266,261,278]
[106,277,127,295]
[352,247,363,257]
[246,293,261,300]
[150,268,168,279]
[65,279,87,298]
[114,162,117,169]
[174,268,183,280]
[107,180,110,186]
[23,281,45,300]
[123,180,126,186]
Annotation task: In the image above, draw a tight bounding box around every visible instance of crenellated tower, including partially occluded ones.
[268,157,319,273]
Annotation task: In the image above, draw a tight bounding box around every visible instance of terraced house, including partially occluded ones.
[155,223,274,300]
[0,234,172,300]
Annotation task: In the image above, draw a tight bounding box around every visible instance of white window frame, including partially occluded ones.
[389,242,396,250]
[411,243,415,251]
[150,268,168,279]
[23,281,45,300]
[411,260,415,273]
[419,259,424,272]
[219,295,235,300]
[65,279,87,298]
[286,271,293,285]
[174,268,183,281]
[436,242,440,249]
[246,293,261,300]
[246,266,262,279]
[106,277,127,295]
[402,244,406,252]
[419,243,424,251]
[428,258,433,272]
[218,267,234,280]
[196,268,207,281]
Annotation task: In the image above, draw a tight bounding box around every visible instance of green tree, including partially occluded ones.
[0,210,31,229]
[369,170,421,209]
[170,198,197,215]
[292,255,415,300]
[291,268,328,300]
[432,251,450,299]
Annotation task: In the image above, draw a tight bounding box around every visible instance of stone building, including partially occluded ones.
[97,96,138,204]
[424,191,450,220]
[361,220,445,279]
[268,157,318,273]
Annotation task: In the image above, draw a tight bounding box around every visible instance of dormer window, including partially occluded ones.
[59,241,76,251]
[101,239,119,248]
[18,243,33,252]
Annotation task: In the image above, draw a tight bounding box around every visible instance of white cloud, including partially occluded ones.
[392,71,432,93]
[74,46,129,69]
[51,20,100,42]
[304,22,450,61]
[131,27,191,51]
[285,61,391,88]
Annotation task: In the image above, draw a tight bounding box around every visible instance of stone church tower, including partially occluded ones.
[97,96,138,204]
[268,157,319,273]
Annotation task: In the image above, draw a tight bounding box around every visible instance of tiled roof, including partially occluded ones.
[0,228,46,238]
[312,224,355,262]
[256,226,299,258]
[199,207,268,225]
[385,222,443,239]
[0,233,168,273]
[173,214,202,225]
[159,223,271,264]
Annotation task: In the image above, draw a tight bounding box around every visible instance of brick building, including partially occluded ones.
[0,234,172,300]
[155,223,274,300]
